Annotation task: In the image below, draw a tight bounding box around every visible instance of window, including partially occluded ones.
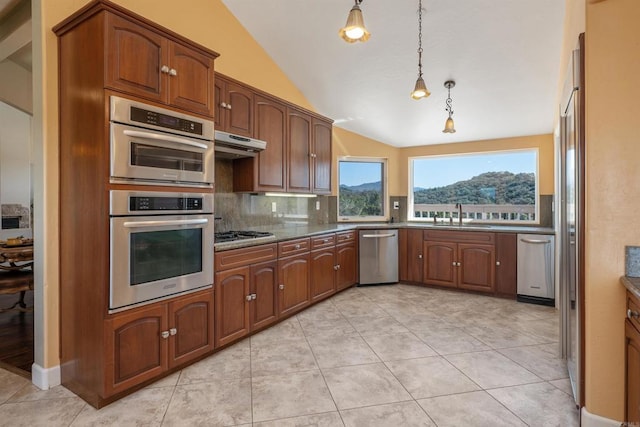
[338,158,387,221]
[409,149,538,223]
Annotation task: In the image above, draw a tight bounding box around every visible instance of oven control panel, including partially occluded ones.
[130,107,203,136]
[130,196,203,212]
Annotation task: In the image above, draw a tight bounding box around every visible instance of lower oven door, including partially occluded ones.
[110,214,213,311]
[110,123,214,186]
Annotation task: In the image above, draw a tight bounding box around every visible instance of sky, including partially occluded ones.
[339,151,537,188]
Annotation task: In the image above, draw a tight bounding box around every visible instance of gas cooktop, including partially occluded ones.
[214,230,276,244]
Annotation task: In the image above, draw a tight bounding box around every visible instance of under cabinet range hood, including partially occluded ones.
[214,130,267,158]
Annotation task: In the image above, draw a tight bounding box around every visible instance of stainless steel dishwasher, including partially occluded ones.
[358,229,398,285]
[517,233,555,306]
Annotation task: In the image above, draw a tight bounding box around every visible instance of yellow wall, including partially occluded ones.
[583,0,640,420]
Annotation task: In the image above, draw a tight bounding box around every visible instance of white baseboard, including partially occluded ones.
[581,406,623,427]
[31,363,61,390]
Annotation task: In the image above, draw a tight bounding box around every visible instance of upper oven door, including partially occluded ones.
[110,214,214,311]
[110,123,214,186]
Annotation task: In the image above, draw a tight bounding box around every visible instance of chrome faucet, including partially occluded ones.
[455,203,463,225]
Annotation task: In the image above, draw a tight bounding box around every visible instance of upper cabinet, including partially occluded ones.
[221,73,333,195]
[105,13,215,117]
[214,75,254,137]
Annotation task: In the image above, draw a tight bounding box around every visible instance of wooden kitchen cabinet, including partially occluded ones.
[288,109,313,193]
[105,289,213,395]
[626,291,640,424]
[336,231,357,291]
[214,75,253,136]
[495,233,517,298]
[106,13,216,117]
[278,249,310,317]
[310,247,336,301]
[406,229,424,283]
[214,244,279,347]
[423,230,496,293]
[312,118,332,194]
[234,95,288,192]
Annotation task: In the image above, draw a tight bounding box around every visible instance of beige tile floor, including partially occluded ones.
[0,284,580,426]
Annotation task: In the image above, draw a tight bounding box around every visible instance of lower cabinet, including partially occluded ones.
[105,289,213,395]
[310,247,336,301]
[626,291,640,423]
[495,233,517,298]
[214,244,279,347]
[278,252,310,316]
[423,230,496,294]
[336,241,357,291]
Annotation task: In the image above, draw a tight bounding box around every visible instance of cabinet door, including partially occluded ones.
[167,42,215,117]
[252,96,287,191]
[336,243,357,291]
[106,13,165,103]
[458,243,495,293]
[215,266,250,348]
[168,290,214,369]
[287,110,312,193]
[312,118,332,194]
[105,304,168,395]
[407,229,424,283]
[495,233,517,298]
[310,248,336,302]
[423,241,457,288]
[627,320,640,424]
[224,81,253,137]
[214,78,225,130]
[251,261,278,331]
[278,253,310,317]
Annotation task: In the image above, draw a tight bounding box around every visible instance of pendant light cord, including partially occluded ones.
[417,0,423,78]
[446,85,453,117]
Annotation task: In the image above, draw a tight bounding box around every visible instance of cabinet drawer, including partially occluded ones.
[215,243,277,271]
[278,238,310,257]
[629,293,640,333]
[311,233,335,249]
[423,230,495,244]
[336,230,356,243]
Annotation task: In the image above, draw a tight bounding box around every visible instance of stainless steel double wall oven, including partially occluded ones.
[109,96,215,311]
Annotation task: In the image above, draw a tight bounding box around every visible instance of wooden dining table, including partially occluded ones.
[0,243,34,312]
[0,244,34,271]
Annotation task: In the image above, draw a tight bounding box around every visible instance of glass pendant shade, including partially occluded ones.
[443,117,456,133]
[411,76,430,100]
[339,5,370,43]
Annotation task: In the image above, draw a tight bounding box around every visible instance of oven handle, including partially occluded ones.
[123,218,209,228]
[123,129,209,150]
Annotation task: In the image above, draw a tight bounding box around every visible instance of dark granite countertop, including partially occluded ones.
[621,276,640,300]
[214,222,555,252]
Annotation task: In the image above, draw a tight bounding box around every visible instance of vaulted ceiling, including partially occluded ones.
[222,0,565,147]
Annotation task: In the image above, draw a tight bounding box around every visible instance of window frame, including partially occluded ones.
[337,156,389,222]
[408,148,540,225]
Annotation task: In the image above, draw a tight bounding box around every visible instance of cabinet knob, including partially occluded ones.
[337,264,341,270]
[457,262,461,267]
[220,102,227,108]
[452,262,457,266]
[323,239,329,243]
[246,294,252,301]
[251,293,257,300]
[295,244,301,249]
[334,265,338,270]
[496,261,501,266]
[160,65,170,74]
[227,104,232,110]
[161,331,169,339]
[169,328,177,336]
[279,284,285,290]
[169,68,178,76]
[628,309,639,319]
[418,254,423,259]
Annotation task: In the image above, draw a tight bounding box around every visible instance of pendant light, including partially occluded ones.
[410,0,430,100]
[442,80,456,133]
[339,0,370,43]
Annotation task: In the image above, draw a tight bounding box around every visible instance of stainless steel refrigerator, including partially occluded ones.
[559,33,584,408]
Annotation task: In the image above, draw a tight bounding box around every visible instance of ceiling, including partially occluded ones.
[221,0,565,148]
[0,0,31,72]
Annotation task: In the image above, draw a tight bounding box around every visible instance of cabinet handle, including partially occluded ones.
[294,244,301,249]
[323,239,329,243]
[496,261,501,266]
[452,262,457,266]
[333,265,338,270]
[169,68,178,76]
[418,254,423,259]
[251,293,257,300]
[628,309,639,319]
[161,331,169,339]
[246,295,252,301]
[221,102,228,108]
[227,104,232,110]
[457,262,461,267]
[169,328,177,336]
[279,284,284,290]
[337,264,341,270]
[160,65,170,74]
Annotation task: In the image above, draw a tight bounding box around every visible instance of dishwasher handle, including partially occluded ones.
[361,233,396,238]
[520,238,552,244]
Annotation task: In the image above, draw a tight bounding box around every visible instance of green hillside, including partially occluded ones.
[413,172,535,205]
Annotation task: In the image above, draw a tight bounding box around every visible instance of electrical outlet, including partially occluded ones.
[271,202,277,212]
[316,201,320,210]
[393,201,400,210]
